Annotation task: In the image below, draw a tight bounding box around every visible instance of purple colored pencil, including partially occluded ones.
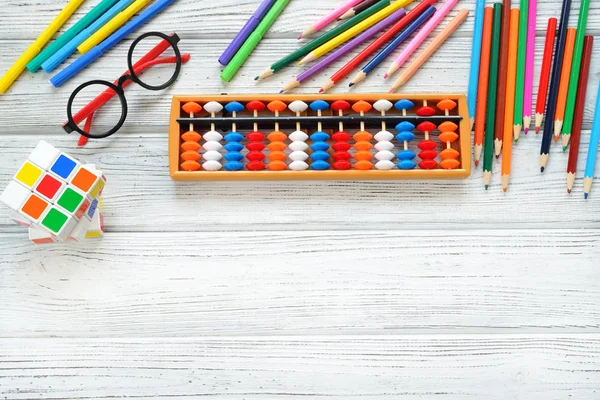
[281,8,406,92]
[219,0,278,66]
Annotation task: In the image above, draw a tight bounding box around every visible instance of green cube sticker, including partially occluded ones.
[41,208,68,233]
[57,187,84,213]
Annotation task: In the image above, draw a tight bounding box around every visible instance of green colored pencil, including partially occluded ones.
[561,0,591,150]
[483,3,502,190]
[221,0,290,82]
[255,0,390,80]
[512,0,529,142]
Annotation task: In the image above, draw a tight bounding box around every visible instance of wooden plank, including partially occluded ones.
[0,230,598,337]
[1,335,599,399]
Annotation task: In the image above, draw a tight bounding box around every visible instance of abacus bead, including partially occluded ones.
[419,150,438,160]
[311,141,330,151]
[225,132,243,142]
[204,101,224,114]
[224,142,244,152]
[290,151,309,161]
[398,160,417,170]
[332,131,351,142]
[203,160,222,171]
[246,161,265,170]
[246,152,265,161]
[203,150,223,161]
[439,132,459,143]
[394,99,414,111]
[310,131,330,142]
[311,160,330,170]
[333,161,352,170]
[246,100,266,112]
[225,152,244,162]
[398,149,416,160]
[181,151,201,161]
[268,131,287,142]
[181,142,201,152]
[332,151,351,161]
[396,121,415,132]
[416,106,436,116]
[375,150,395,161]
[289,141,309,151]
[437,99,457,112]
[224,101,244,113]
[419,159,439,170]
[373,99,393,112]
[440,159,461,169]
[374,131,393,141]
[375,141,394,151]
[332,142,351,152]
[352,100,372,113]
[246,142,266,152]
[439,121,459,132]
[310,100,330,111]
[182,102,202,114]
[396,131,416,142]
[181,160,201,171]
[268,152,287,161]
[289,131,308,141]
[268,142,287,152]
[224,161,244,171]
[268,161,287,171]
[353,132,372,142]
[247,132,265,141]
[354,161,373,170]
[417,121,437,133]
[203,141,223,151]
[204,131,223,141]
[181,131,201,142]
[289,161,309,170]
[354,151,373,161]
[288,100,309,113]
[354,141,373,151]
[267,100,287,113]
[418,140,437,151]
[375,160,395,170]
[311,151,330,161]
[440,148,460,160]
[331,100,351,111]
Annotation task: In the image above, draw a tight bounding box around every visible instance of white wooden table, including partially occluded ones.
[1,0,599,398]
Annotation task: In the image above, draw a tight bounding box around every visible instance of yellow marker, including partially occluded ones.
[0,0,85,94]
[298,0,414,65]
[78,0,152,54]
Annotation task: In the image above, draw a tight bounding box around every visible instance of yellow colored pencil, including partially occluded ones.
[0,0,85,93]
[298,0,413,65]
[78,0,152,54]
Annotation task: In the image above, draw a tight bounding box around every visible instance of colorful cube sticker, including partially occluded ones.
[14,161,44,189]
[56,187,90,219]
[50,153,80,181]
[85,210,104,238]
[35,173,66,202]
[28,140,61,170]
[71,167,102,194]
[20,194,49,222]
[0,180,31,211]
[40,207,77,240]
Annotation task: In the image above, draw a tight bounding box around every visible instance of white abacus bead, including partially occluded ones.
[374,130,394,142]
[203,141,223,151]
[204,101,224,114]
[289,151,309,162]
[203,150,223,161]
[375,160,395,170]
[289,131,308,142]
[202,160,223,171]
[375,150,395,161]
[375,141,394,151]
[288,100,309,113]
[288,141,309,152]
[203,131,223,141]
[373,99,393,113]
[289,161,309,171]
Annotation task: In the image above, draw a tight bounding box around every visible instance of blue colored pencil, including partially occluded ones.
[467,0,485,129]
[583,82,600,199]
[349,5,435,87]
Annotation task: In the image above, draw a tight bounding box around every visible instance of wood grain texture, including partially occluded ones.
[1,0,599,398]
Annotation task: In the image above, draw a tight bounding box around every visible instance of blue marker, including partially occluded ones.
[583,82,600,199]
[42,0,135,73]
[349,6,436,87]
[50,0,177,88]
[467,0,485,128]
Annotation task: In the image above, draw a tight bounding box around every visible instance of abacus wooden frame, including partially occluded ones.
[169,93,471,181]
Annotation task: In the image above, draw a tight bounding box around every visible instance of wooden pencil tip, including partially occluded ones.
[318,88,324,93]
[348,82,354,87]
[563,146,568,152]
[524,128,529,135]
[474,160,479,167]
[254,76,259,81]
[540,167,545,173]
[279,90,284,93]
[485,185,489,191]
[383,73,389,79]
[535,127,540,134]
[503,188,507,193]
[554,135,559,142]
[567,189,572,194]
[297,34,302,40]
[584,193,589,200]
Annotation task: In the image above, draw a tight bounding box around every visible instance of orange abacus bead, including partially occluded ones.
[440,159,461,169]
[354,160,374,170]
[182,102,202,115]
[438,121,458,132]
[181,141,201,152]
[353,131,373,142]
[352,100,372,113]
[354,151,373,161]
[268,161,287,171]
[440,148,460,160]
[181,151,201,161]
[268,152,287,161]
[267,100,287,113]
[268,142,287,152]
[437,99,457,114]
[180,160,201,171]
[354,141,373,151]
[181,131,201,142]
[439,132,459,143]
[267,131,287,142]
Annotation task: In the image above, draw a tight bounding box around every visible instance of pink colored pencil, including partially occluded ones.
[384,0,459,78]
[522,0,537,134]
[299,0,364,39]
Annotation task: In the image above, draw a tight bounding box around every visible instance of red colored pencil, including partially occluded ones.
[567,36,594,193]
[319,0,436,93]
[535,17,558,134]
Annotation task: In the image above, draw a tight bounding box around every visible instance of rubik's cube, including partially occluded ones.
[0,141,106,244]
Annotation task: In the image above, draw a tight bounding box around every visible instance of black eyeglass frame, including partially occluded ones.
[64,32,182,139]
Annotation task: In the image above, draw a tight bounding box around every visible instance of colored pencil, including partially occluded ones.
[320,0,436,92]
[512,0,528,142]
[390,9,469,91]
[467,0,486,129]
[474,7,494,168]
[540,0,571,173]
[553,28,577,141]
[219,0,277,66]
[535,18,558,134]
[483,3,502,190]
[298,0,412,65]
[281,9,405,92]
[566,36,593,193]
[494,0,511,158]
[300,0,364,39]
[584,82,600,199]
[221,0,290,82]
[340,0,378,20]
[256,0,390,80]
[349,6,436,88]
[384,0,459,78]
[561,0,591,149]
[522,0,537,135]
[501,9,521,192]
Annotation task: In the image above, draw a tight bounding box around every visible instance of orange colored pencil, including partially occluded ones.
[554,28,577,141]
[501,8,520,192]
[474,6,494,167]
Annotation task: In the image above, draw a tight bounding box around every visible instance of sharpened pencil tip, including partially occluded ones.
[496,155,499,159]
[536,127,540,134]
[383,74,388,79]
[540,167,545,173]
[254,76,259,81]
[515,138,519,143]
[584,193,589,200]
[297,34,302,40]
[485,185,489,191]
[567,189,572,194]
[474,160,479,167]
[524,128,529,135]
[349,82,354,87]
[279,90,284,93]
[318,88,323,93]
[503,188,507,193]
[563,146,568,151]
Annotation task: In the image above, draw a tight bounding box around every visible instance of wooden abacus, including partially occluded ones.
[169,94,471,181]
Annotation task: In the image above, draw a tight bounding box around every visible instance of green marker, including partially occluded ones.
[483,4,502,190]
[27,0,120,72]
[512,0,529,142]
[255,0,390,80]
[221,0,290,82]
[561,0,590,150]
